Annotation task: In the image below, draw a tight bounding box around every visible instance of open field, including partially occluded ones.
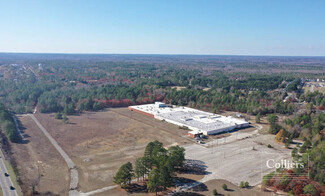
[17,107,289,195]
[34,108,190,192]
[11,115,69,195]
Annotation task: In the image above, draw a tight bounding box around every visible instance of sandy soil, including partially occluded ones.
[184,179,273,196]
[34,108,190,192]
[93,178,272,196]
[11,115,69,195]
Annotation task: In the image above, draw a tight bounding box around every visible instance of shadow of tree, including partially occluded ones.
[124,183,148,193]
[191,183,208,192]
[174,192,205,196]
[174,177,208,193]
[178,159,211,175]
[14,117,30,144]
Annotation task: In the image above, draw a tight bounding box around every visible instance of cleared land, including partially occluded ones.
[19,107,287,195]
[171,86,187,91]
[183,179,273,196]
[11,115,69,195]
[34,108,190,192]
[93,179,271,196]
[303,82,325,93]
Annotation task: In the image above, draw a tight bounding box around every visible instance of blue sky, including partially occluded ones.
[0,0,324,56]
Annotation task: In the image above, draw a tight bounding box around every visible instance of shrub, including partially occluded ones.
[212,189,218,196]
[55,112,62,119]
[240,181,249,188]
[244,181,249,188]
[222,184,227,190]
[240,181,244,188]
[263,172,275,185]
[303,184,317,195]
[62,115,69,124]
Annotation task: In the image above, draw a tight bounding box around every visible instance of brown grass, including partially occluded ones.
[34,108,191,192]
[171,86,187,91]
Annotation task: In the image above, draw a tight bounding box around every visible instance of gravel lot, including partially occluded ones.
[183,133,292,187]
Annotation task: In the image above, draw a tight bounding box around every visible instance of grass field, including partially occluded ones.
[11,115,69,195]
[34,108,191,192]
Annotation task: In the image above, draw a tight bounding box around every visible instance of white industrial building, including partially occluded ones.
[128,102,249,137]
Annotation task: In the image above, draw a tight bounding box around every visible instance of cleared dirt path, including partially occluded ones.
[28,114,79,194]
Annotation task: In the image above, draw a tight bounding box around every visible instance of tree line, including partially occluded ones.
[0,104,20,142]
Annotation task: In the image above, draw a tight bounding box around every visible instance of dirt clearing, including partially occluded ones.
[34,108,190,192]
[184,179,273,196]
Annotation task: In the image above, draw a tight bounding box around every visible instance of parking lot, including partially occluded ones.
[183,133,292,186]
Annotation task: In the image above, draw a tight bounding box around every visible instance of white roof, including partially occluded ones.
[129,103,248,133]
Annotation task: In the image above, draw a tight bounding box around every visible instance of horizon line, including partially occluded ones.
[0,51,324,58]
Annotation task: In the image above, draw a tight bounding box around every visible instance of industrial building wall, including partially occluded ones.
[156,116,239,136]
[128,107,155,118]
[236,122,250,128]
[206,125,236,135]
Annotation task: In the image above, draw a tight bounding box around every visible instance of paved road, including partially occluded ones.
[0,151,18,196]
[28,114,79,192]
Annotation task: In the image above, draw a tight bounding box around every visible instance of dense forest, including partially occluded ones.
[0,54,324,132]
[0,54,314,116]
